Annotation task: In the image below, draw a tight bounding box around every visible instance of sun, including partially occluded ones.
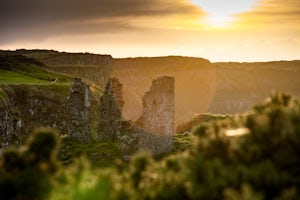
[190,0,258,27]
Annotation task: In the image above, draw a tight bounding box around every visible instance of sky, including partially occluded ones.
[0,0,299,62]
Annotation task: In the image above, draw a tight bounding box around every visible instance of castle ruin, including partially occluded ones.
[66,78,92,143]
[97,78,124,142]
[136,76,175,141]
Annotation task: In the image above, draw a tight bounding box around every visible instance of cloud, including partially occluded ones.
[236,0,300,27]
[0,0,201,44]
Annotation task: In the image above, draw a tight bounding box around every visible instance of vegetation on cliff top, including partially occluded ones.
[0,55,72,85]
[0,93,299,199]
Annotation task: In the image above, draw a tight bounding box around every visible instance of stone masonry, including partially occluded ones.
[121,76,175,160]
[98,78,124,142]
[66,78,92,143]
[136,76,175,141]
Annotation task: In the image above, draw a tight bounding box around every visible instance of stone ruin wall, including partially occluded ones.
[97,78,124,142]
[66,78,92,143]
[96,76,175,159]
[136,76,174,139]
[121,76,175,159]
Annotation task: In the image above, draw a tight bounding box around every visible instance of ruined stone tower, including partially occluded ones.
[136,76,175,142]
[66,78,92,143]
[98,78,124,142]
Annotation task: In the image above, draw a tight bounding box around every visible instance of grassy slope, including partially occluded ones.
[0,54,73,85]
[0,69,52,85]
[58,140,121,168]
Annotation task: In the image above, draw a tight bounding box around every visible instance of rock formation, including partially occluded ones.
[0,85,71,151]
[0,107,17,151]
[97,78,124,142]
[67,78,92,143]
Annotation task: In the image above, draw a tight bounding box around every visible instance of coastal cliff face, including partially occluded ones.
[112,56,217,127]
[41,53,113,90]
[209,61,300,114]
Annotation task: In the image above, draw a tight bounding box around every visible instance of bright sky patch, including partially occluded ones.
[190,0,258,27]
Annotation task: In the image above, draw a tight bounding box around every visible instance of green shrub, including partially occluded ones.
[0,128,58,200]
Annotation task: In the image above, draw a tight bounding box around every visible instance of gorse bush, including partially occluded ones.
[0,93,299,199]
[102,93,300,200]
[0,128,58,200]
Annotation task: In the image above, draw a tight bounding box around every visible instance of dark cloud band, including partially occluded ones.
[0,0,200,44]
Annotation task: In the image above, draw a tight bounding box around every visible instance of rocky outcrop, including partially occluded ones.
[67,78,92,143]
[0,108,14,149]
[0,113,25,152]
[1,85,73,152]
[97,78,124,142]
[0,78,102,150]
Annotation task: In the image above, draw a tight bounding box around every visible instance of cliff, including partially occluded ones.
[38,52,113,90]
[0,50,114,90]
[209,61,300,114]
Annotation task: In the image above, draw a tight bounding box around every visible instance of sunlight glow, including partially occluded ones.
[225,128,250,137]
[190,0,258,27]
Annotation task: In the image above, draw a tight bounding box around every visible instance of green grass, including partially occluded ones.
[172,133,194,153]
[58,140,122,168]
[0,69,51,85]
[0,54,73,85]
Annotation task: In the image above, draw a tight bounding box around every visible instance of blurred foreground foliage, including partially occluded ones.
[0,93,299,200]
[0,128,57,200]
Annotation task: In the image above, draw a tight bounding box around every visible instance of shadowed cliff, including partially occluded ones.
[209,61,300,114]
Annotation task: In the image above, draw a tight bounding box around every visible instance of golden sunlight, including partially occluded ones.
[190,0,258,27]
